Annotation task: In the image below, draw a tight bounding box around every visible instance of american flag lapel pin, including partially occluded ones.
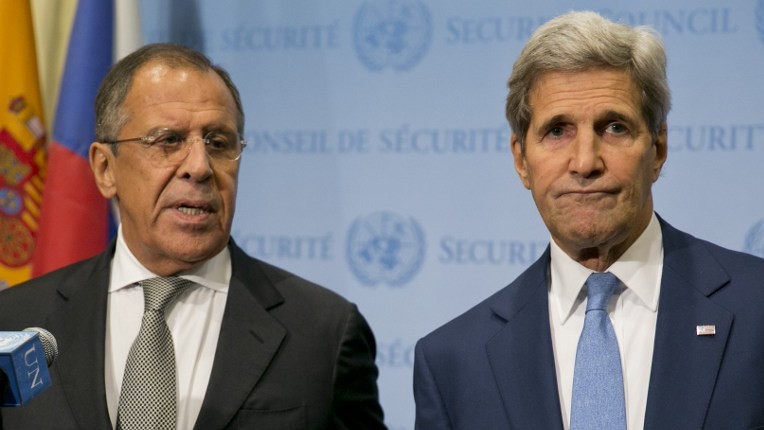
[696,325,716,336]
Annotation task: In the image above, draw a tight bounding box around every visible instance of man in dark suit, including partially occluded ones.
[0,43,386,430]
[414,11,764,430]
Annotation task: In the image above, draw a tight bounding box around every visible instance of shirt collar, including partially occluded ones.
[549,212,663,323]
[109,225,231,293]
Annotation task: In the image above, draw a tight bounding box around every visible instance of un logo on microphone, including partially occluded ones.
[347,211,426,287]
[353,0,432,72]
[745,219,764,258]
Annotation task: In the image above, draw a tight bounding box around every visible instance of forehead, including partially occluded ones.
[529,68,642,121]
[122,61,238,129]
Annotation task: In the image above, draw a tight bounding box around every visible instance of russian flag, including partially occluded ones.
[32,0,141,276]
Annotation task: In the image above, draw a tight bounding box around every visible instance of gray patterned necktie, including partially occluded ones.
[117,277,192,430]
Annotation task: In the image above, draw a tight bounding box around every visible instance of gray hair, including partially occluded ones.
[95,43,245,145]
[506,11,671,147]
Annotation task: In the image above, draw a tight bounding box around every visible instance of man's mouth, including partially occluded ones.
[177,205,210,216]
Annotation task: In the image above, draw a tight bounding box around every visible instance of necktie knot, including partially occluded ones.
[140,277,192,313]
[585,272,619,312]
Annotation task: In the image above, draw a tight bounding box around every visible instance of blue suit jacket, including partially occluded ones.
[414,218,764,429]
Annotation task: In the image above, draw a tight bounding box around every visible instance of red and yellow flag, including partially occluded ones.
[0,0,47,289]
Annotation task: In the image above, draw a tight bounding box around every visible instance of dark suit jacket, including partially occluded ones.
[414,218,764,429]
[0,240,386,429]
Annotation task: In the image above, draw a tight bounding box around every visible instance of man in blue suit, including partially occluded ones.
[414,11,764,430]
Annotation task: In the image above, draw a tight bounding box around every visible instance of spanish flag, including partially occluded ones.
[0,0,47,289]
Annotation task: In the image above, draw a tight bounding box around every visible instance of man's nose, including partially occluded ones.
[569,129,604,178]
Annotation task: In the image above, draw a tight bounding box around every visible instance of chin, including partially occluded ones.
[557,223,616,246]
[166,235,228,262]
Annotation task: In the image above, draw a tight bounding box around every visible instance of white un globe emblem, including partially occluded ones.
[347,211,426,287]
[353,0,432,72]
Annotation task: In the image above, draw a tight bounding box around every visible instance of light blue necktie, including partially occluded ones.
[570,272,627,430]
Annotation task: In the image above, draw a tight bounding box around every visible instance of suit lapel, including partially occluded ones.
[485,249,564,430]
[644,220,733,429]
[193,242,287,430]
[47,248,113,428]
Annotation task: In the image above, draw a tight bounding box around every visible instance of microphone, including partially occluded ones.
[0,327,58,406]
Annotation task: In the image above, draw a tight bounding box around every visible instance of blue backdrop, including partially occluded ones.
[140,1,764,428]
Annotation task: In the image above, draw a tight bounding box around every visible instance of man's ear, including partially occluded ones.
[89,142,118,199]
[511,133,531,189]
[652,122,668,182]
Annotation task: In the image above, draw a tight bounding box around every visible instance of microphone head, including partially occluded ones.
[24,327,58,366]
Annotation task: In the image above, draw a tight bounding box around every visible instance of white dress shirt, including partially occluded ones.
[549,213,663,430]
[105,226,230,429]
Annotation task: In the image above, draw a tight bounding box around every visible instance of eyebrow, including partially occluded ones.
[597,110,635,125]
[533,110,638,135]
[203,126,238,135]
[144,125,238,136]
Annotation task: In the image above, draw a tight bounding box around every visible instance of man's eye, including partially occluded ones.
[546,125,569,138]
[152,133,184,147]
[606,123,628,135]
[205,135,230,150]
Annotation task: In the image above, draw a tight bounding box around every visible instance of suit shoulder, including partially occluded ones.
[237,252,356,311]
[0,257,99,328]
[239,257,374,345]
[420,279,518,349]
[695,234,764,268]
[0,257,95,299]
[420,252,549,350]
[418,298,496,356]
[666,223,764,275]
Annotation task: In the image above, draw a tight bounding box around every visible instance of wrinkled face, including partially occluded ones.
[90,61,241,275]
[511,69,667,265]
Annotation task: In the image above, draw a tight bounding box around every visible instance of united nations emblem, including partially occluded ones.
[353,0,432,72]
[0,332,28,351]
[347,211,426,287]
[744,219,764,258]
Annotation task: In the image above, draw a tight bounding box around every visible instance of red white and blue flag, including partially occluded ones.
[32,0,142,277]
